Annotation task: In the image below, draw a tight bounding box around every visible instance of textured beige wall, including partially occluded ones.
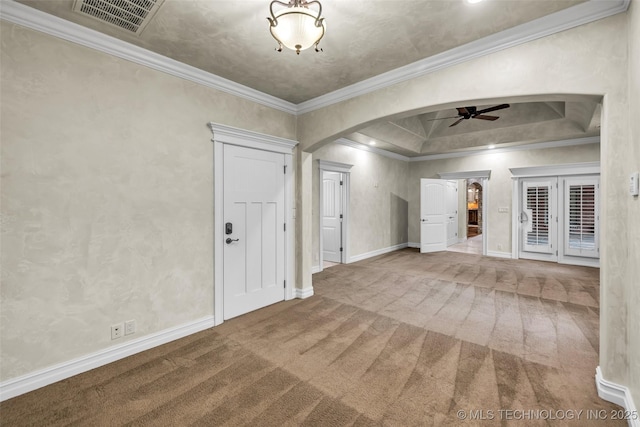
[0,22,296,381]
[407,144,601,250]
[298,14,632,397]
[311,144,409,267]
[627,0,640,404]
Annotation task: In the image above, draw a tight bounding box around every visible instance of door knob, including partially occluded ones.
[226,238,239,244]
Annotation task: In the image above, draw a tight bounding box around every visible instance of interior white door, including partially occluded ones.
[223,144,285,320]
[322,171,342,263]
[420,179,447,253]
[445,180,459,246]
[519,178,557,260]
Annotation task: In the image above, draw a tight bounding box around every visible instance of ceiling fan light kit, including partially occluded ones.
[268,0,326,55]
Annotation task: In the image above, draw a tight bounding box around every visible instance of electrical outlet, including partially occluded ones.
[124,319,136,336]
[111,323,123,340]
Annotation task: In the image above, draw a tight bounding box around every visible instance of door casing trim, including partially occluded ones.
[210,123,298,326]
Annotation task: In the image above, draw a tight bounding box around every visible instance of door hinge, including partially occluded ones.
[284,165,287,174]
[340,180,343,186]
[340,247,343,252]
[284,280,286,288]
[284,223,286,232]
[339,214,343,219]
[556,250,558,256]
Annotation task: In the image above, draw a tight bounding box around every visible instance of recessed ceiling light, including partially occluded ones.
[488,145,495,149]
[467,0,483,3]
[369,141,376,146]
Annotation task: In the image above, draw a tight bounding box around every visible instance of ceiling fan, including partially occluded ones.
[423,104,511,127]
[448,104,510,127]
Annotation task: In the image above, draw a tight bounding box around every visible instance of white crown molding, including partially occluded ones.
[208,122,298,154]
[595,367,639,427]
[0,0,298,115]
[296,0,631,114]
[317,159,354,173]
[409,136,601,162]
[335,138,411,162]
[510,161,600,178]
[439,170,491,180]
[337,136,600,163]
[1,0,628,117]
[0,316,216,401]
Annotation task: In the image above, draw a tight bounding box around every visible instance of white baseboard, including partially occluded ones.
[349,243,409,263]
[0,316,216,402]
[595,367,639,427]
[408,242,420,249]
[596,366,640,427]
[486,250,513,259]
[294,287,314,299]
[311,265,321,274]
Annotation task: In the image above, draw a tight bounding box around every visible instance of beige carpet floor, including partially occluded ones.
[1,249,623,426]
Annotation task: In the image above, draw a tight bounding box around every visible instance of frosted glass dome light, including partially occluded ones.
[268,0,326,55]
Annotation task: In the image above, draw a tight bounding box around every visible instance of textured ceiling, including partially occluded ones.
[16,0,585,104]
[12,0,602,155]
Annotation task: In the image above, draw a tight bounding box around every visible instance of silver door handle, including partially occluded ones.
[519,212,528,224]
[226,238,239,244]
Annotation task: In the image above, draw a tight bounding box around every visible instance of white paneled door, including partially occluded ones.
[420,179,447,253]
[223,144,285,320]
[322,171,343,263]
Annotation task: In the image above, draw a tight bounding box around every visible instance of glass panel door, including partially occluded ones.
[564,177,599,258]
[520,178,557,256]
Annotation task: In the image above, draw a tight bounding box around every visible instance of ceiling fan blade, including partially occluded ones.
[449,118,464,127]
[422,115,460,122]
[476,103,510,115]
[456,107,470,116]
[473,114,499,121]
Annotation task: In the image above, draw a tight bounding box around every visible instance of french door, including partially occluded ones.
[520,178,557,260]
[517,175,599,266]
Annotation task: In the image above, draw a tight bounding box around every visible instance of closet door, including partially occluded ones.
[563,177,599,259]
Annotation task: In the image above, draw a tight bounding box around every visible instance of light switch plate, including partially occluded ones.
[630,172,639,196]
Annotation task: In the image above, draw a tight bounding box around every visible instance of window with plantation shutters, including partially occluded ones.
[526,186,550,246]
[564,177,599,258]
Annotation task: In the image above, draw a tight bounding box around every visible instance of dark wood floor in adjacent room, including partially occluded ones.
[1,249,623,426]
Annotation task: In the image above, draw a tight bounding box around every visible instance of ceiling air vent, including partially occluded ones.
[73,0,165,35]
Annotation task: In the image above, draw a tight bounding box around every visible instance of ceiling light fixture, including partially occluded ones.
[369,141,376,146]
[488,145,496,149]
[268,0,326,55]
[466,0,484,4]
